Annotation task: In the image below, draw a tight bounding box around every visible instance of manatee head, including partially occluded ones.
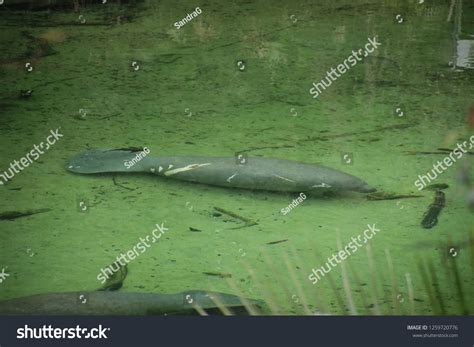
[322,170,376,193]
[355,182,377,193]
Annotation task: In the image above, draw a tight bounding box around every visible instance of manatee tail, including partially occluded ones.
[66,148,152,174]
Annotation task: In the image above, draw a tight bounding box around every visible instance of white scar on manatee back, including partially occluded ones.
[163,163,211,176]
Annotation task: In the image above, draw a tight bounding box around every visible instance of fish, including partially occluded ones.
[421,190,446,229]
[422,183,449,191]
[0,290,263,315]
[66,148,376,193]
[0,208,51,221]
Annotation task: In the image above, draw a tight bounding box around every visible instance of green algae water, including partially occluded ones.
[0,0,473,316]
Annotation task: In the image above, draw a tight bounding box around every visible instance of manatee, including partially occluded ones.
[66,148,376,193]
[0,290,262,315]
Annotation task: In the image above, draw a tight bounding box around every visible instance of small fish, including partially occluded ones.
[202,272,232,278]
[422,183,449,191]
[111,147,145,153]
[98,262,128,291]
[366,192,422,200]
[265,239,288,245]
[421,191,445,229]
[0,208,51,221]
[20,90,33,98]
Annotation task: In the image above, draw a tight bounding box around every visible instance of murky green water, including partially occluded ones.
[0,0,473,315]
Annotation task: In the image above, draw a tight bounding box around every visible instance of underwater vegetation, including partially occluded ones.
[206,231,474,316]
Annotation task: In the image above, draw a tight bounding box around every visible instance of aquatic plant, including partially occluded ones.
[197,231,473,316]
